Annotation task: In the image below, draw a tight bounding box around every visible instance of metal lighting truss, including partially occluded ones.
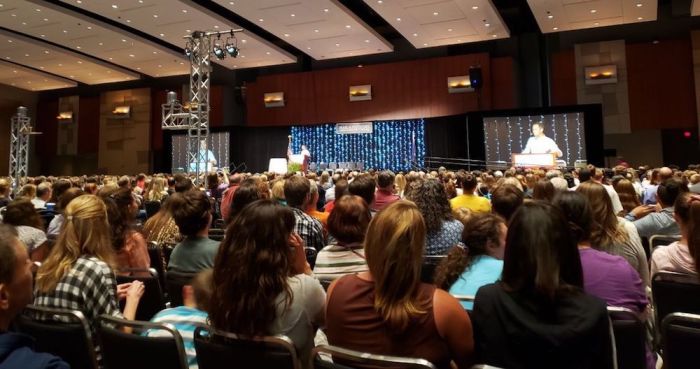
[161,29,242,185]
[8,106,38,193]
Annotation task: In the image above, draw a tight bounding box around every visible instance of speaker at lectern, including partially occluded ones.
[511,153,556,168]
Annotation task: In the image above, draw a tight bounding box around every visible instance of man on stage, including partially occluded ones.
[300,145,311,172]
[522,121,562,157]
[189,139,217,173]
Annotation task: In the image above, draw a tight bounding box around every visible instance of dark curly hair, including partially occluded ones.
[433,213,505,290]
[405,178,453,235]
[100,187,136,251]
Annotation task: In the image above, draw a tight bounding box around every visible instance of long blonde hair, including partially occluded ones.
[35,195,116,293]
[146,177,166,202]
[576,181,629,250]
[364,200,427,333]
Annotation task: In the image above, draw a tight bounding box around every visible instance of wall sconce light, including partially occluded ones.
[584,65,617,85]
[111,105,131,119]
[349,85,372,101]
[56,111,73,123]
[264,92,285,108]
[447,76,473,93]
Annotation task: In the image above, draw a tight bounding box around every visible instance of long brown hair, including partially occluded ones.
[613,179,641,215]
[434,212,505,290]
[674,193,700,273]
[35,195,115,292]
[364,200,428,333]
[208,200,295,336]
[576,181,629,250]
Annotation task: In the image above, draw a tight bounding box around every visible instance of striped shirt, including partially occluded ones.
[313,243,368,280]
[146,306,208,369]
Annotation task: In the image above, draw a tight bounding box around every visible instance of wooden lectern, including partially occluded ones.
[511,153,556,168]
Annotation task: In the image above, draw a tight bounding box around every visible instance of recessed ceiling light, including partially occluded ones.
[153,14,158,18]
[314,29,319,33]
[266,51,270,55]
[307,47,311,50]
[159,33,165,37]
[108,57,112,60]
[433,12,439,16]
[21,22,26,25]
[472,6,478,10]
[7,40,12,43]
[43,18,48,21]
[24,53,29,57]
[323,8,329,12]
[76,46,81,49]
[637,16,643,20]
[335,43,340,47]
[241,39,247,43]
[76,0,81,3]
[553,27,558,30]
[423,43,428,46]
[485,23,490,27]
[345,25,351,29]
[111,4,118,9]
[58,63,62,66]
[448,28,453,32]
[158,64,162,68]
[214,25,219,29]
[35,8,40,12]
[590,9,597,13]
[98,42,103,46]
[636,3,642,7]
[182,9,187,13]
[153,51,157,54]
[284,33,290,37]
[40,34,45,37]
[396,17,401,21]
[77,61,82,64]
[291,13,295,17]
[126,19,131,23]
[87,26,92,30]
[413,33,418,37]
[44,50,49,54]
[492,34,498,38]
[365,39,370,43]
[377,0,382,3]
[129,54,135,57]
[63,30,68,33]
[258,18,263,22]
[10,13,15,16]
[136,67,141,70]
[121,39,126,42]
[229,1,234,4]
[548,14,554,19]
[594,22,599,25]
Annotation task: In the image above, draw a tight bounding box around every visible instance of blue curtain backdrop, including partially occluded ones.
[290,119,425,172]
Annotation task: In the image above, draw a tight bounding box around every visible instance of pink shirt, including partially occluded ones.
[372,188,400,212]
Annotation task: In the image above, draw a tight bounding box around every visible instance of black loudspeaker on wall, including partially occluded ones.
[469,67,482,89]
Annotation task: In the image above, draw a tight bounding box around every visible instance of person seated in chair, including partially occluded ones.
[0,225,68,369]
[147,269,212,369]
[167,190,219,274]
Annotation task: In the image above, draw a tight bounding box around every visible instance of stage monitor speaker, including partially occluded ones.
[469,67,482,89]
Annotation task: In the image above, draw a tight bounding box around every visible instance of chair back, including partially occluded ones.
[144,201,161,219]
[166,270,197,307]
[607,306,646,369]
[116,268,165,321]
[649,234,681,250]
[662,312,700,369]
[14,305,98,369]
[311,345,436,369]
[96,315,188,369]
[305,247,318,269]
[193,325,300,369]
[420,256,446,284]
[652,271,700,329]
[147,242,167,289]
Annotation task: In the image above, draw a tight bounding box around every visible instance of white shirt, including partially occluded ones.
[603,183,624,215]
[31,198,46,209]
[301,148,310,158]
[522,136,561,155]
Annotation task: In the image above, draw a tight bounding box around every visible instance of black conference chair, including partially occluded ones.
[96,315,188,369]
[165,270,197,307]
[311,345,436,369]
[420,255,446,284]
[194,325,300,369]
[306,247,318,269]
[317,276,335,291]
[14,305,98,369]
[608,306,647,369]
[649,234,682,259]
[662,312,700,369]
[208,228,225,242]
[651,271,700,331]
[116,268,165,321]
[143,201,161,219]
[147,242,167,291]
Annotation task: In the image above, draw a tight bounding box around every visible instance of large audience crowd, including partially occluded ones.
[0,162,699,369]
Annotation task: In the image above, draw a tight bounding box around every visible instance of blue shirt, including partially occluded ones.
[146,306,208,369]
[426,219,464,256]
[449,255,504,310]
[0,332,68,369]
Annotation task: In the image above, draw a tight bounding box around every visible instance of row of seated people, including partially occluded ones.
[0,177,690,366]
[0,165,696,368]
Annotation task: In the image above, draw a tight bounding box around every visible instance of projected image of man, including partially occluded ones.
[190,139,217,173]
[522,122,562,157]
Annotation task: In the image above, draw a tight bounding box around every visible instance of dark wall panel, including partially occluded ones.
[550,51,577,106]
[78,95,100,154]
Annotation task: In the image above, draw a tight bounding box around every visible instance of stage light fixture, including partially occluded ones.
[213,35,226,60]
[184,41,193,57]
[225,39,239,57]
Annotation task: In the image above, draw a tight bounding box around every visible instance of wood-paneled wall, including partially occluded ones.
[627,39,697,130]
[246,53,510,126]
[550,51,577,106]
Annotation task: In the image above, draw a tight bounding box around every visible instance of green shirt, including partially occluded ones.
[167,236,220,273]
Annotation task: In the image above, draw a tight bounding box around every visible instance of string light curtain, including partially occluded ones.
[290,119,425,171]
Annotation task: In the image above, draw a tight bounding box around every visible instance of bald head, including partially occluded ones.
[659,167,673,181]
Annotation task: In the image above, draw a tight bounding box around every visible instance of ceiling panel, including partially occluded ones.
[60,0,297,69]
[0,0,189,78]
[362,0,509,48]
[214,0,393,60]
[0,29,139,85]
[527,0,657,33]
[0,60,77,91]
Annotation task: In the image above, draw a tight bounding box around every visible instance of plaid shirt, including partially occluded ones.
[33,256,122,338]
[291,207,325,251]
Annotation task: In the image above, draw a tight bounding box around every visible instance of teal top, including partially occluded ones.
[448,255,503,310]
[167,236,219,273]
